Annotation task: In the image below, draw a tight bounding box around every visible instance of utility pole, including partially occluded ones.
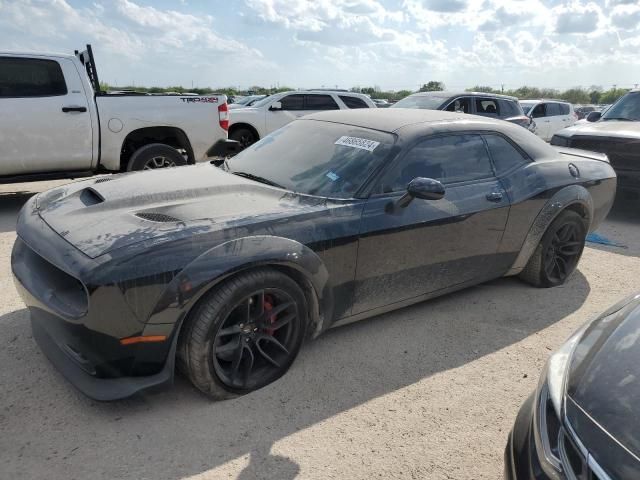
[501,83,504,93]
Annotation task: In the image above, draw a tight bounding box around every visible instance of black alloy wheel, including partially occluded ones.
[212,289,300,390]
[229,128,258,149]
[543,222,583,284]
[519,209,587,288]
[179,268,307,399]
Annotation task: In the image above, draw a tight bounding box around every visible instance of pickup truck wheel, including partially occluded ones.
[230,128,258,149]
[127,143,187,171]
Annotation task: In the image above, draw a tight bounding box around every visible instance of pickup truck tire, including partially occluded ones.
[127,143,187,171]
[229,128,258,149]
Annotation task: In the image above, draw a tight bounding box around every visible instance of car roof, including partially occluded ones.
[408,91,518,101]
[305,108,503,133]
[520,99,571,104]
[0,51,75,59]
[303,108,557,160]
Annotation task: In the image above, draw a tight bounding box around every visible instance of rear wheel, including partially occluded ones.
[519,210,587,288]
[179,268,307,400]
[127,143,187,171]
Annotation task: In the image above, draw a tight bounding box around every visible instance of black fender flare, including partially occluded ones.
[506,185,594,276]
[146,235,332,339]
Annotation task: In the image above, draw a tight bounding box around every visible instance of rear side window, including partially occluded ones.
[475,98,500,117]
[545,103,562,116]
[0,57,67,97]
[484,134,529,175]
[531,104,546,118]
[339,95,369,109]
[381,134,494,192]
[498,99,522,117]
[560,103,570,115]
[280,94,305,110]
[305,94,339,110]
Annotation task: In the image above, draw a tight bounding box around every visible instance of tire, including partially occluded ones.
[126,143,187,171]
[229,127,258,150]
[519,210,587,288]
[179,268,308,400]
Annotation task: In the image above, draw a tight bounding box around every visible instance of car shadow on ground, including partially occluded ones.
[0,270,590,480]
[0,191,36,233]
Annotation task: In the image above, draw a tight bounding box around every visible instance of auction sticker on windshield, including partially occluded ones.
[335,136,380,152]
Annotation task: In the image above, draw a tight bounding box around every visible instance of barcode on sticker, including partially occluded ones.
[335,136,380,152]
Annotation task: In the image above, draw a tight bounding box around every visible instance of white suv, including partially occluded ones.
[520,100,578,141]
[229,90,376,148]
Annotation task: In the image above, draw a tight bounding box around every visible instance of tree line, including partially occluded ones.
[99,81,630,105]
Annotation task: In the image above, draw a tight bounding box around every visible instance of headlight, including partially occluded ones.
[533,322,590,478]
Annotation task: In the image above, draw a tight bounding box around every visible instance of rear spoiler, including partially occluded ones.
[552,146,609,163]
[75,44,102,95]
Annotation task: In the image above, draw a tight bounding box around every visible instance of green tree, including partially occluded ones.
[466,86,500,94]
[600,88,630,104]
[419,81,445,92]
[560,88,590,105]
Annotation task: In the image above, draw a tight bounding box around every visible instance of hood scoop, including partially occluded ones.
[135,212,182,223]
[79,188,104,206]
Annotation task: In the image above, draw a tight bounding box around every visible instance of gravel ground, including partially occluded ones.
[0,179,638,480]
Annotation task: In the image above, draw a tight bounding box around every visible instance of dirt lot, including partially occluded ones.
[0,179,638,480]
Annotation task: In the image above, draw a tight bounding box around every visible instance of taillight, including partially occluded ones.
[218,102,229,131]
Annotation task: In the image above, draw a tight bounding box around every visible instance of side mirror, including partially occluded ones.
[586,111,601,122]
[269,101,283,111]
[207,138,242,159]
[396,177,445,208]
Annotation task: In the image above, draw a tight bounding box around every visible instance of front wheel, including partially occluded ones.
[179,268,308,400]
[229,128,258,150]
[519,210,587,288]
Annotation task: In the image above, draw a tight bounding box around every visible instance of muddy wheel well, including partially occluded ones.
[120,127,193,172]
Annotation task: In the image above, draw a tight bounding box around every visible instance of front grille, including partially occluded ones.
[12,238,88,318]
[559,428,608,480]
[569,136,640,171]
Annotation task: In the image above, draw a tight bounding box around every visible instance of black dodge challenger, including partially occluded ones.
[12,109,616,401]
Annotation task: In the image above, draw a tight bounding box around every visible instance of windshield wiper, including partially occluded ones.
[602,117,635,121]
[232,171,286,189]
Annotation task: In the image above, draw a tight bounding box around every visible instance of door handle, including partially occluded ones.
[486,192,503,202]
[62,106,87,113]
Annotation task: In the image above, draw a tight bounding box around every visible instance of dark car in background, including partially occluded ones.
[391,91,535,132]
[505,293,640,480]
[551,90,640,193]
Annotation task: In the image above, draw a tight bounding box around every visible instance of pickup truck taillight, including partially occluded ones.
[218,103,229,131]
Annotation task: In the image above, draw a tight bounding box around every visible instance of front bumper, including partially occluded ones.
[12,196,178,401]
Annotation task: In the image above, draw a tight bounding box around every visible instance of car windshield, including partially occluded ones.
[228,120,396,198]
[249,95,275,108]
[390,95,448,110]
[520,104,533,114]
[602,92,640,121]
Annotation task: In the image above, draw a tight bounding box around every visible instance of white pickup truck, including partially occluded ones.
[0,45,230,182]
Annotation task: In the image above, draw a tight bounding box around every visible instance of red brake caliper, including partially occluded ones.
[263,294,277,335]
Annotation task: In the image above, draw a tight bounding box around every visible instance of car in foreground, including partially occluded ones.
[228,90,376,149]
[12,109,616,401]
[391,91,534,131]
[520,100,577,142]
[0,45,229,182]
[551,90,640,193]
[505,293,640,480]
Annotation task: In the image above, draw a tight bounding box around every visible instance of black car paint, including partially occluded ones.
[11,110,616,400]
[506,296,640,479]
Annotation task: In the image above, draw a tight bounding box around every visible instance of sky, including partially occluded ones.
[1,0,640,91]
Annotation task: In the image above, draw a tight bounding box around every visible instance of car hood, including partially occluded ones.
[557,120,640,139]
[566,294,640,459]
[36,164,321,258]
